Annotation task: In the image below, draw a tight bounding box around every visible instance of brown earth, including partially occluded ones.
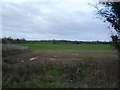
[3,50,118,64]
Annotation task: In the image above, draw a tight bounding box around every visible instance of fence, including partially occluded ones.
[2,44,28,51]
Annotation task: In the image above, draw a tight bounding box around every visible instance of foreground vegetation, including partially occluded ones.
[14,44,113,50]
[3,59,118,88]
[2,49,118,88]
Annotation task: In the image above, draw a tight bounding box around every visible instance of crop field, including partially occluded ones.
[2,44,119,88]
[14,44,113,50]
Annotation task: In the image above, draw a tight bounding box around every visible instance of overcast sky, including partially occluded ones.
[1,0,117,41]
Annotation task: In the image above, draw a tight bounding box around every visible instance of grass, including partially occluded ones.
[2,50,29,57]
[9,82,75,88]
[14,44,114,50]
[2,62,75,88]
[2,56,119,88]
[2,44,118,88]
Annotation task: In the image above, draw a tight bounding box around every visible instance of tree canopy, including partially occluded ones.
[98,1,120,34]
[96,1,120,52]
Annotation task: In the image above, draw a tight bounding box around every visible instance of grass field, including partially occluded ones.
[14,44,114,50]
[2,44,119,88]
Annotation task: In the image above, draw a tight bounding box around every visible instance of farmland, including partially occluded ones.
[14,44,113,50]
[2,44,119,88]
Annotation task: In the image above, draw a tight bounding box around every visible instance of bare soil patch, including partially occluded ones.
[3,50,118,64]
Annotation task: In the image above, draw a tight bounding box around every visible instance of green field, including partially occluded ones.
[15,44,114,50]
[3,44,118,88]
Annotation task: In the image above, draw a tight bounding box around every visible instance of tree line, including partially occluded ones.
[2,37,111,44]
[53,40,111,44]
[2,37,26,44]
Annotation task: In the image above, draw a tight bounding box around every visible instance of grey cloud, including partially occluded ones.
[2,1,115,41]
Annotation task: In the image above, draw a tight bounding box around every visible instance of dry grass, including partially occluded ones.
[3,50,118,63]
[2,50,119,88]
